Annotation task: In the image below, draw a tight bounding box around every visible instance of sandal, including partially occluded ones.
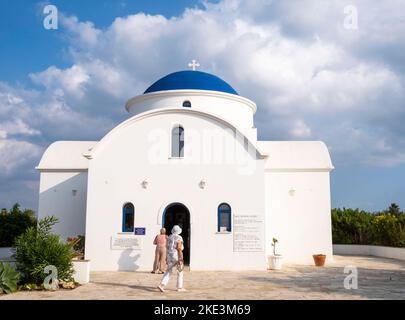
[157,284,165,292]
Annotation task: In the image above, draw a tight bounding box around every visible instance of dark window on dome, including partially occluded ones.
[182,100,191,108]
[171,125,184,158]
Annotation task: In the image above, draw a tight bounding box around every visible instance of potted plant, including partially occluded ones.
[268,238,283,270]
[312,254,326,267]
[67,235,90,284]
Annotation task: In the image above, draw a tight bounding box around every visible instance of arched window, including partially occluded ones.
[122,203,134,232]
[218,203,232,232]
[182,100,191,108]
[171,125,184,158]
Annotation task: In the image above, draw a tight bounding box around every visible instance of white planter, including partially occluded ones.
[72,260,90,284]
[268,255,283,270]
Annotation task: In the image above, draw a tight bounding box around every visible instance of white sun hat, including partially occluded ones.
[171,225,182,235]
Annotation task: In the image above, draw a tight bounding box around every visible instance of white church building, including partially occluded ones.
[36,66,334,271]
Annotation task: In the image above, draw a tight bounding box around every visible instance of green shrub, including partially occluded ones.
[13,216,75,284]
[0,262,20,294]
[332,204,405,247]
[332,208,373,244]
[372,214,405,247]
[0,203,37,247]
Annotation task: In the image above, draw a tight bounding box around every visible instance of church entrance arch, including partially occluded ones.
[163,203,191,265]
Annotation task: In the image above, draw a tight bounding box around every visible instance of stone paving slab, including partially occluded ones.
[1,255,405,300]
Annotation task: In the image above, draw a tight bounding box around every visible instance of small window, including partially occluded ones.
[171,125,184,157]
[122,203,134,232]
[218,203,232,232]
[182,100,191,108]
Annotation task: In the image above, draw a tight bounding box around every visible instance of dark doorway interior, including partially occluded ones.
[163,203,190,265]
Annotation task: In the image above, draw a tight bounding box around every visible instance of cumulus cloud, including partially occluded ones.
[30,65,90,98]
[1,0,405,208]
[0,139,43,176]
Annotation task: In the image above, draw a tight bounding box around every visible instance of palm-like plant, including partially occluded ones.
[271,238,279,256]
[13,216,74,284]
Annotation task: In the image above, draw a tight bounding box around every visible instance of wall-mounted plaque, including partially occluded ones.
[111,235,142,250]
[233,214,264,252]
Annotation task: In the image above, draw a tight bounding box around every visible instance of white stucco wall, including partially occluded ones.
[264,171,333,263]
[85,109,266,271]
[38,171,88,240]
[259,141,334,264]
[126,90,256,132]
[36,141,96,170]
[333,245,405,261]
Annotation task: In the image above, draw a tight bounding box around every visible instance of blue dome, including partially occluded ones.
[144,71,238,95]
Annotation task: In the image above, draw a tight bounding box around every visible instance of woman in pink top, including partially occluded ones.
[152,228,168,274]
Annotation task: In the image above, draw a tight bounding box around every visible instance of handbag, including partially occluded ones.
[176,260,184,272]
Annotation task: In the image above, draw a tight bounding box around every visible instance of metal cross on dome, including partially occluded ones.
[188,59,200,71]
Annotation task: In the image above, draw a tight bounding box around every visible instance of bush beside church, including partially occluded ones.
[332,203,405,247]
[0,214,79,294]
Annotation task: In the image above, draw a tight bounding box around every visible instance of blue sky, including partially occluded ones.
[0,0,404,212]
[0,0,206,83]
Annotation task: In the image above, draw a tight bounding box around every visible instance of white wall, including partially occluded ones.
[85,111,266,271]
[38,171,88,240]
[265,171,333,264]
[333,245,405,261]
[126,90,256,131]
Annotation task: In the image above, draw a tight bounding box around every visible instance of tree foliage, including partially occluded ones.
[0,203,37,247]
[332,203,405,247]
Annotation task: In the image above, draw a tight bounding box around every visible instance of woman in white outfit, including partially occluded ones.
[157,225,186,292]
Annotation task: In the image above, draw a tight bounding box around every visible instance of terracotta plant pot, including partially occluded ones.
[312,254,326,267]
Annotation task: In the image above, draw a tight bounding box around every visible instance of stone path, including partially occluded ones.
[1,255,405,300]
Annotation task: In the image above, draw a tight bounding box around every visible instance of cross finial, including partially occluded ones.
[188,59,200,71]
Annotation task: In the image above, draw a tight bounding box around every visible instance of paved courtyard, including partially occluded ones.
[1,255,405,300]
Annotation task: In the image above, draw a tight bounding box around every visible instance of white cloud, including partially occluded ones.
[1,119,40,137]
[0,139,43,176]
[60,15,101,48]
[30,65,90,98]
[289,119,312,138]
